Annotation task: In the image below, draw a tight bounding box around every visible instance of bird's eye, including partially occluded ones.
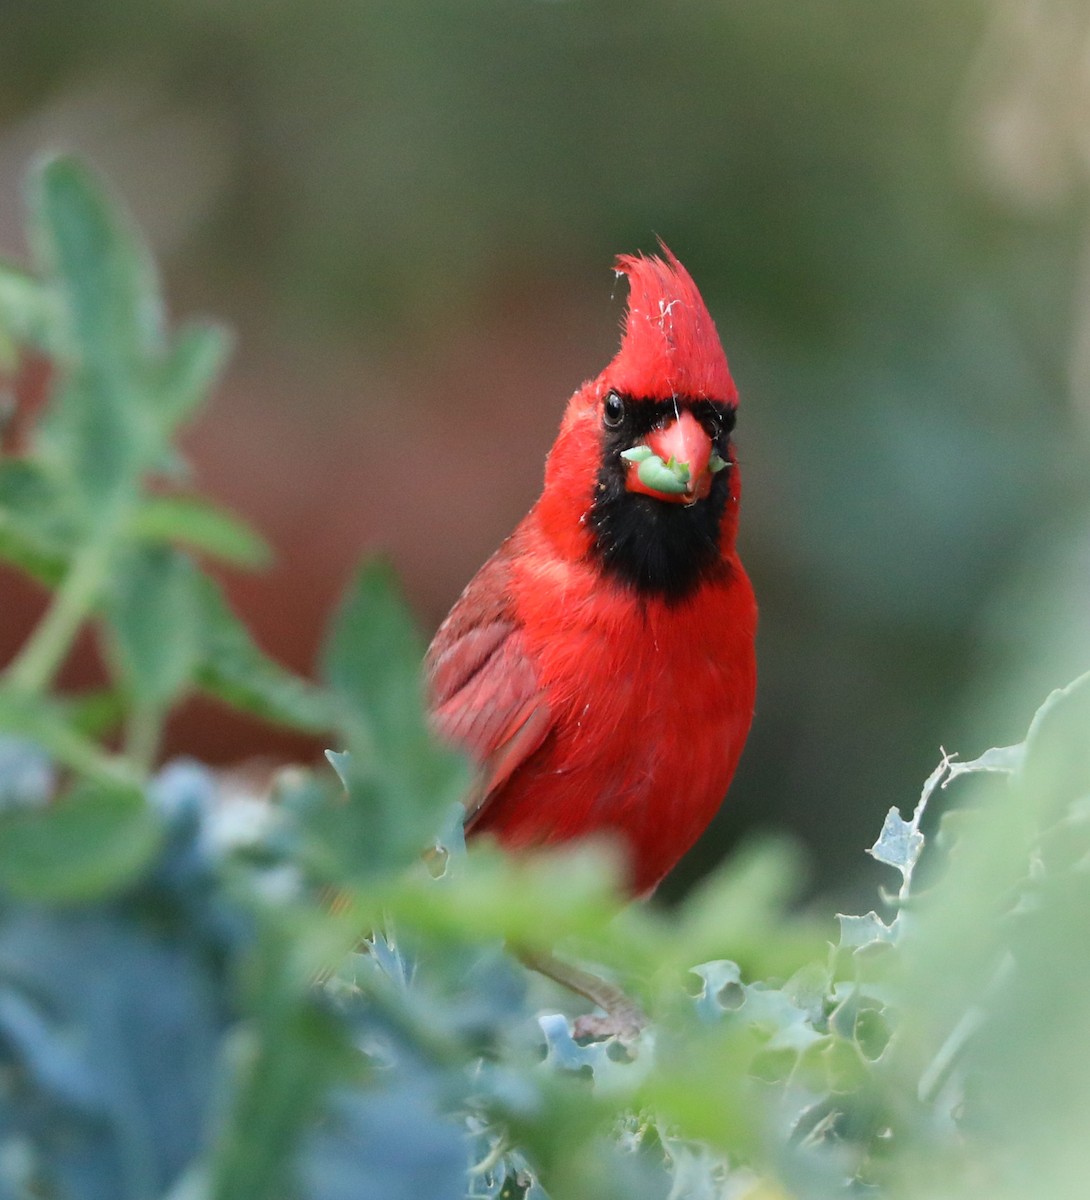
[603,392,625,429]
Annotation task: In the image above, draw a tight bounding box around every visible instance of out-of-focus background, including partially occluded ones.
[2,1,1088,908]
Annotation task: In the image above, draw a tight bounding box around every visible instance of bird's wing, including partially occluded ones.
[425,545,552,829]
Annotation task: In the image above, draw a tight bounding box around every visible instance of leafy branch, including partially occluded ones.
[0,157,332,786]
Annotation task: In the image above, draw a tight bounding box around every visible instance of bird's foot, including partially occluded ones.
[571,1003,646,1044]
[516,946,647,1044]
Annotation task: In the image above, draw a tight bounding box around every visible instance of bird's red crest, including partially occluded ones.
[603,246,736,404]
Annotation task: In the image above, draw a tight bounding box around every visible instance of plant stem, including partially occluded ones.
[9,696,144,788]
[124,703,163,774]
[4,523,117,694]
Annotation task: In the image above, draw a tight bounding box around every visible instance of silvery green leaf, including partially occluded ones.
[739,985,824,1053]
[944,743,1024,786]
[836,910,895,951]
[867,806,923,880]
[690,960,745,1020]
[325,749,351,791]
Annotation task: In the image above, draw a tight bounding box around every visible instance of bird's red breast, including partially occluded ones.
[427,247,757,895]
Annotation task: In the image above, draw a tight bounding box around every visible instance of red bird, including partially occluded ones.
[426,248,756,899]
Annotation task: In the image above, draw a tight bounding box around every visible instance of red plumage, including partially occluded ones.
[427,248,757,895]
[607,248,738,402]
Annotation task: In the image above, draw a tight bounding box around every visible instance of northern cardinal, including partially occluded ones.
[427,247,756,903]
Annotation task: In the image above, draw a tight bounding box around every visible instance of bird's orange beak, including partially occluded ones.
[622,409,716,505]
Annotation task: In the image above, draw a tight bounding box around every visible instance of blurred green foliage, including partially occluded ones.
[0,156,1089,1200]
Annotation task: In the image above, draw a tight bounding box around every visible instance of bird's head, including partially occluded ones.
[537,246,742,602]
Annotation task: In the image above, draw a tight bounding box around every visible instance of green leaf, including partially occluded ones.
[377,840,625,949]
[0,527,65,587]
[639,1025,763,1155]
[943,743,1024,785]
[208,922,360,1200]
[105,545,204,708]
[867,806,924,882]
[324,748,351,790]
[32,154,163,377]
[132,495,272,568]
[30,156,161,502]
[321,558,425,750]
[0,689,141,788]
[836,910,895,952]
[59,687,127,739]
[0,782,161,902]
[1020,669,1090,819]
[45,374,140,508]
[154,320,232,429]
[0,458,74,585]
[673,837,810,974]
[317,560,468,877]
[0,258,57,353]
[194,575,332,732]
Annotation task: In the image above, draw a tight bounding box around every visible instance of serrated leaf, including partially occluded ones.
[194,575,332,732]
[944,743,1025,785]
[132,495,272,568]
[105,545,204,708]
[536,1013,650,1090]
[691,960,748,1023]
[836,910,895,951]
[867,806,923,880]
[811,1032,868,1093]
[0,782,161,902]
[741,985,825,1053]
[781,961,831,1025]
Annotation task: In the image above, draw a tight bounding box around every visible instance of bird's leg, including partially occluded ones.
[516,947,646,1042]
